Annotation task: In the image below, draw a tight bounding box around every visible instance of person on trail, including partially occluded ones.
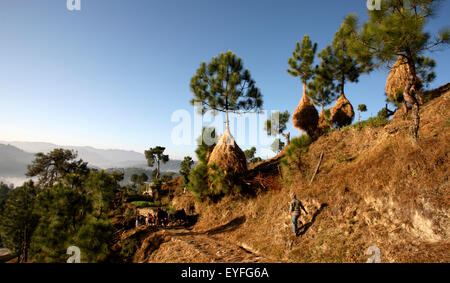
[289,193,308,235]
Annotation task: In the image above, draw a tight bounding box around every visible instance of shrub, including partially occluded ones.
[349,115,389,131]
[281,135,311,173]
[120,237,140,261]
[187,162,209,201]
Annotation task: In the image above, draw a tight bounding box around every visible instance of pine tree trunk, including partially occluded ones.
[404,54,420,141]
[281,132,291,145]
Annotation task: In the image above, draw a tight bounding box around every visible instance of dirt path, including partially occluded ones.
[134,216,275,263]
[144,228,271,263]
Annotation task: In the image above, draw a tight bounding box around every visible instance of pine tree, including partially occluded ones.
[318,21,369,98]
[180,156,194,187]
[30,182,91,262]
[244,147,262,164]
[0,181,39,262]
[26,149,89,188]
[85,170,120,218]
[357,104,368,122]
[287,35,320,136]
[345,0,449,140]
[287,35,318,89]
[144,146,169,180]
[264,110,291,145]
[190,51,263,131]
[188,127,217,200]
[307,65,336,113]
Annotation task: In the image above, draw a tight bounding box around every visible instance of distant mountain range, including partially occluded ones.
[0,141,182,186]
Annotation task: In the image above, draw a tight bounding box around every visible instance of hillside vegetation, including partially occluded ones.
[136,88,449,263]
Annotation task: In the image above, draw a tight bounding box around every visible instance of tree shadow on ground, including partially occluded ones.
[297,203,328,237]
[171,216,247,237]
[205,216,246,235]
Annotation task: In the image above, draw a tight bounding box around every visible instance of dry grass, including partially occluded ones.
[181,88,450,263]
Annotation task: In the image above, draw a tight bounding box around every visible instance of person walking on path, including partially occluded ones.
[289,193,308,235]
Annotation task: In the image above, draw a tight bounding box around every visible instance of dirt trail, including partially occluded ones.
[135,217,277,263]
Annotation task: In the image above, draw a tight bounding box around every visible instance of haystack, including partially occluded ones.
[292,84,319,136]
[207,127,247,176]
[385,55,422,103]
[330,93,354,128]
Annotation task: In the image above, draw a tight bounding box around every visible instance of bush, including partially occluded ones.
[349,115,389,131]
[74,216,115,263]
[281,135,311,173]
[120,237,139,261]
[187,162,210,200]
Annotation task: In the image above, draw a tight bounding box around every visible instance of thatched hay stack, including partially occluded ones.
[292,84,319,136]
[207,127,247,176]
[330,93,354,128]
[385,55,422,102]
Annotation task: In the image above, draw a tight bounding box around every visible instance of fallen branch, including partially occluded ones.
[309,151,324,185]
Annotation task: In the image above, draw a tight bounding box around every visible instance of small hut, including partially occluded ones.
[292,84,319,136]
[330,93,354,128]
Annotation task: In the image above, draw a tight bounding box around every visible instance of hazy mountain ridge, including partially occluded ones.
[0,144,35,177]
[0,142,183,186]
[0,141,146,169]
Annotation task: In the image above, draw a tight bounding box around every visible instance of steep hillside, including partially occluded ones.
[129,88,449,263]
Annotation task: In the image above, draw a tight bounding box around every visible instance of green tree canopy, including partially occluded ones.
[307,65,337,112]
[265,110,291,145]
[287,34,318,85]
[317,20,370,98]
[344,0,449,139]
[357,104,368,122]
[180,156,194,187]
[26,149,89,188]
[0,181,39,262]
[244,147,262,164]
[190,50,263,129]
[144,146,169,180]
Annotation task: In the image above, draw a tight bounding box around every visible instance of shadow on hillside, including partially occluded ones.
[297,203,328,237]
[205,216,247,236]
[170,216,247,237]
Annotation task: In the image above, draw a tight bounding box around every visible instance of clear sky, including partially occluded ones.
[0,0,449,160]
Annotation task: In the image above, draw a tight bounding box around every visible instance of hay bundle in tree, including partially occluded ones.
[385,55,422,103]
[330,93,354,128]
[207,127,247,176]
[292,85,319,136]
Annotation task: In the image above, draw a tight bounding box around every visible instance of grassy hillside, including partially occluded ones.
[167,88,449,263]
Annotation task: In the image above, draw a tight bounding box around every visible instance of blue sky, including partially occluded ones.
[0,0,449,160]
